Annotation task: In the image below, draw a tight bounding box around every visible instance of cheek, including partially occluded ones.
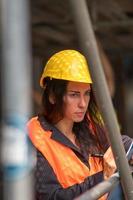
[86,94,91,104]
[63,96,76,114]
[87,97,90,106]
[63,95,74,106]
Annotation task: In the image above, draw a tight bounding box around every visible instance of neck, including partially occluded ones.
[55,119,76,142]
[55,119,73,136]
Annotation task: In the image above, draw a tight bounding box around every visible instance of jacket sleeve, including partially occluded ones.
[35,151,103,200]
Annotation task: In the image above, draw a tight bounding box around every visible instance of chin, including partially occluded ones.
[74,118,84,123]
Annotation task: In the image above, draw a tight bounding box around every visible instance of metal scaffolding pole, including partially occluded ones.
[69,0,133,199]
[1,0,34,199]
[0,0,3,199]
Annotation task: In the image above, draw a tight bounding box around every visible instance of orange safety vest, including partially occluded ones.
[27,117,115,200]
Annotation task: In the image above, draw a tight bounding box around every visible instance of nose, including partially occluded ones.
[78,96,87,108]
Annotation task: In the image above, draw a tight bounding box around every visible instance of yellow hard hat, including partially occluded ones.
[40,49,92,87]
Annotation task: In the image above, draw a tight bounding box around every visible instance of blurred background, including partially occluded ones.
[0,0,133,199]
[31,0,133,137]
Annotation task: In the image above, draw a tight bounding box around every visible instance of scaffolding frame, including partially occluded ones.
[69,0,133,199]
[1,0,133,199]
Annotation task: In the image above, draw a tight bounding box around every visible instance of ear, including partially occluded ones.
[49,94,55,104]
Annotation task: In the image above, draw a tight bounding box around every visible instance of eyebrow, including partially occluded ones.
[68,89,91,93]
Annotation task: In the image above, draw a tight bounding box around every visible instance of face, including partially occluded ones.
[63,81,91,123]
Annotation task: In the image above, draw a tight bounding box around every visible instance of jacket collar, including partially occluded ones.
[38,115,81,153]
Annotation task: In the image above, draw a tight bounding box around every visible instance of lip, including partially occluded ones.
[75,112,84,117]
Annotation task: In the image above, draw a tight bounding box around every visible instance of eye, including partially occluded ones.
[85,90,91,96]
[68,92,79,97]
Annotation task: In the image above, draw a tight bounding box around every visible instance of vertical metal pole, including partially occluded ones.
[69,0,133,199]
[0,0,4,199]
[1,0,34,199]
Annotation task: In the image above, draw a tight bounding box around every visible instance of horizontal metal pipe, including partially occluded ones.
[94,19,133,30]
[75,173,119,200]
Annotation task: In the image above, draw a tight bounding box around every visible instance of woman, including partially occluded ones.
[27,50,132,200]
